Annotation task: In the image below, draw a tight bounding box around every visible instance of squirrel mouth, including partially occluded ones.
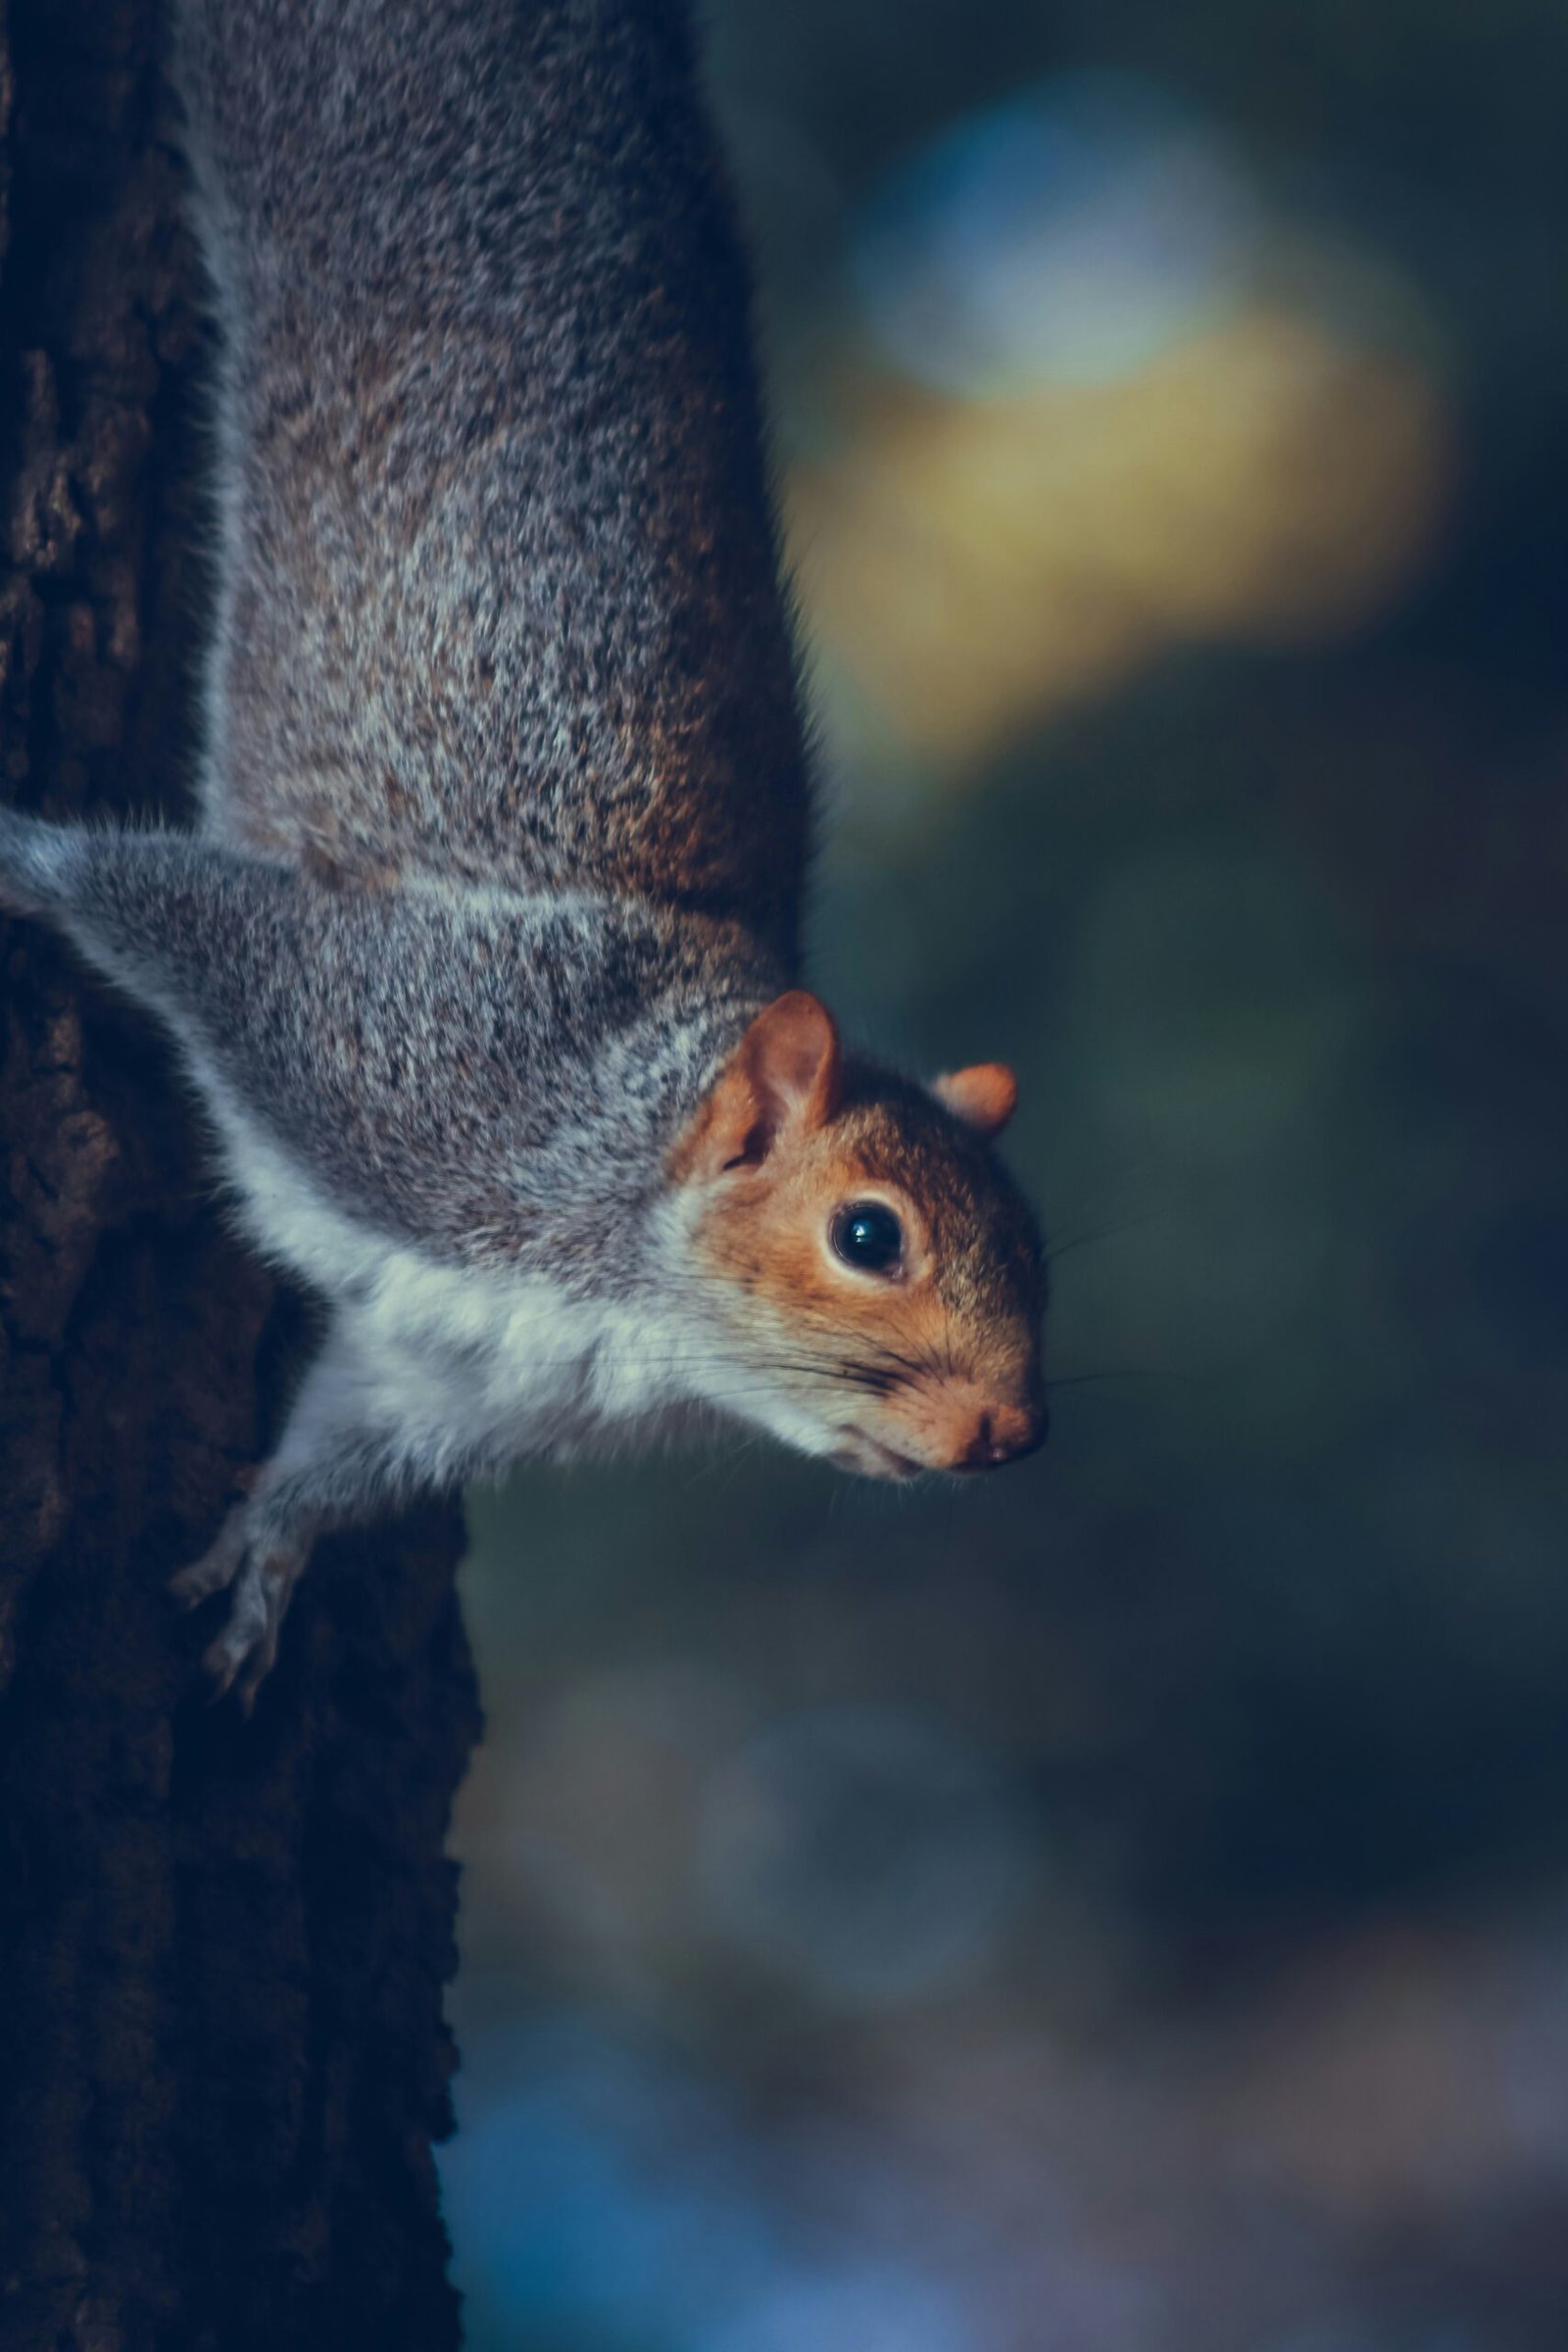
[834,1429,925,1481]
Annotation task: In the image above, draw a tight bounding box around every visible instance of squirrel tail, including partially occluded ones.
[171,0,808,954]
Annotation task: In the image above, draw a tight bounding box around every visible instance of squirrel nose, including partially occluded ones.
[955,1401,1048,1471]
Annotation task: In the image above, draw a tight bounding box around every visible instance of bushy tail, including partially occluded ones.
[170,0,808,953]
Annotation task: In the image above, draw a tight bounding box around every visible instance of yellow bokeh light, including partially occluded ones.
[786,307,1451,769]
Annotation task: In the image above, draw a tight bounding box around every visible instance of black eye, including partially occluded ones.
[830,1200,905,1276]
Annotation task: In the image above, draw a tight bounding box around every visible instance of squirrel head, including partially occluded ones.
[667,993,1047,1478]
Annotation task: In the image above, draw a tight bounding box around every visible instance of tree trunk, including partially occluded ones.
[0,7,479,2346]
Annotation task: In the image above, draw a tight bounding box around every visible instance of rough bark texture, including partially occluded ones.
[0,7,479,2347]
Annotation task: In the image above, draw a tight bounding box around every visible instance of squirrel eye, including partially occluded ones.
[830,1200,904,1277]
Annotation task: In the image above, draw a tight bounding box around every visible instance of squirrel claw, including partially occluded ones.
[173,1503,303,1706]
[170,1502,251,1611]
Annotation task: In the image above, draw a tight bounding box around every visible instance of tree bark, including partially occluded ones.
[0,7,479,2347]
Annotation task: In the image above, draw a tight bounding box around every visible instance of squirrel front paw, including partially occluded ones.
[171,1500,306,1712]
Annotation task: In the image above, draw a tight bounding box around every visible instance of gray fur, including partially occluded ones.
[24,816,780,1283]
[0,0,1044,1703]
[177,0,809,956]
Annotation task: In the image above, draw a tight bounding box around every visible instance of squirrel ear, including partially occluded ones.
[675,992,841,1178]
[933,1062,1017,1139]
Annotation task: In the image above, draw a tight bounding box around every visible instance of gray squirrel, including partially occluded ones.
[0,0,1046,1706]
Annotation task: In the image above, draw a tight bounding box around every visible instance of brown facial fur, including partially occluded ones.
[679,1024,1046,1478]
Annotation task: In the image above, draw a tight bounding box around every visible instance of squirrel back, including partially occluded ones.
[0,0,1048,1703]
[177,0,808,959]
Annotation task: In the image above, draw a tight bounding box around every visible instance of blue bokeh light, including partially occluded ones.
[697,1703,1037,2007]
[442,2014,978,2352]
[851,73,1262,395]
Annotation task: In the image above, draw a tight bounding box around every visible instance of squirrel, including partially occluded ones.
[0,0,1047,1707]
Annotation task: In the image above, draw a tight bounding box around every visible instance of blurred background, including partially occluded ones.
[442,2,1568,2344]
